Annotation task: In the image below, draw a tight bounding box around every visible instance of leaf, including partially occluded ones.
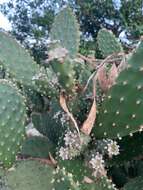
[80,98,96,135]
[59,93,80,134]
[81,78,97,135]
[97,65,109,92]
[108,64,118,88]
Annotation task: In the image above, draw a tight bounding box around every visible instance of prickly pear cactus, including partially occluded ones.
[0,80,26,168]
[1,5,143,190]
[53,166,81,190]
[50,7,80,58]
[82,177,117,190]
[6,160,54,190]
[0,32,39,87]
[97,28,123,58]
[51,58,76,92]
[21,136,55,158]
[32,99,67,144]
[123,176,143,190]
[58,159,91,182]
[93,40,143,139]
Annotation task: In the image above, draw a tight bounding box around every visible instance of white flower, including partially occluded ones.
[89,152,106,178]
[59,147,70,160]
[107,140,120,157]
[89,152,104,169]
[53,111,61,120]
[53,111,69,126]
[64,130,78,147]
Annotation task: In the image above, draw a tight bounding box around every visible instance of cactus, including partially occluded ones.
[82,177,117,190]
[123,176,143,190]
[21,136,55,158]
[93,40,143,139]
[110,132,143,165]
[6,160,54,190]
[0,169,9,190]
[53,166,81,190]
[0,80,26,168]
[33,67,60,97]
[50,58,76,93]
[97,28,123,58]
[32,98,68,144]
[0,5,143,190]
[58,159,91,182]
[0,32,39,87]
[50,7,80,58]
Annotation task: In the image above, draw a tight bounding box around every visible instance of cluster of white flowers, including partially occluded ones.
[89,152,106,178]
[59,130,81,160]
[59,147,70,160]
[106,140,120,158]
[59,130,90,160]
[64,130,79,147]
[53,111,69,126]
[95,139,120,158]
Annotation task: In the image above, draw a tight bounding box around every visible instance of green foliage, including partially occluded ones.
[97,28,123,58]
[6,160,54,190]
[58,159,91,182]
[50,58,76,93]
[33,67,60,96]
[0,80,26,168]
[53,167,81,190]
[81,177,117,190]
[93,40,143,139]
[110,132,143,164]
[50,7,80,58]
[1,5,143,190]
[123,176,143,190]
[0,32,39,87]
[21,136,55,158]
[32,99,67,144]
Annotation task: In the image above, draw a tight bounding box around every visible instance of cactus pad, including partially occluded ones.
[0,80,26,168]
[21,136,55,158]
[82,177,117,190]
[6,160,54,190]
[0,32,39,87]
[97,28,123,58]
[53,166,80,190]
[58,159,91,182]
[123,176,143,190]
[32,99,67,144]
[51,58,75,92]
[93,40,143,139]
[50,7,80,58]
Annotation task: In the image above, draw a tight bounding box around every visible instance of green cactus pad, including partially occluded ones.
[123,176,143,190]
[0,80,26,168]
[51,58,75,93]
[50,7,80,58]
[93,40,143,139]
[23,87,44,112]
[110,132,143,165]
[6,160,54,190]
[53,166,80,190]
[0,169,10,190]
[58,159,91,182]
[0,32,39,87]
[82,177,117,190]
[21,136,55,158]
[33,67,59,97]
[97,28,123,58]
[32,99,67,144]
